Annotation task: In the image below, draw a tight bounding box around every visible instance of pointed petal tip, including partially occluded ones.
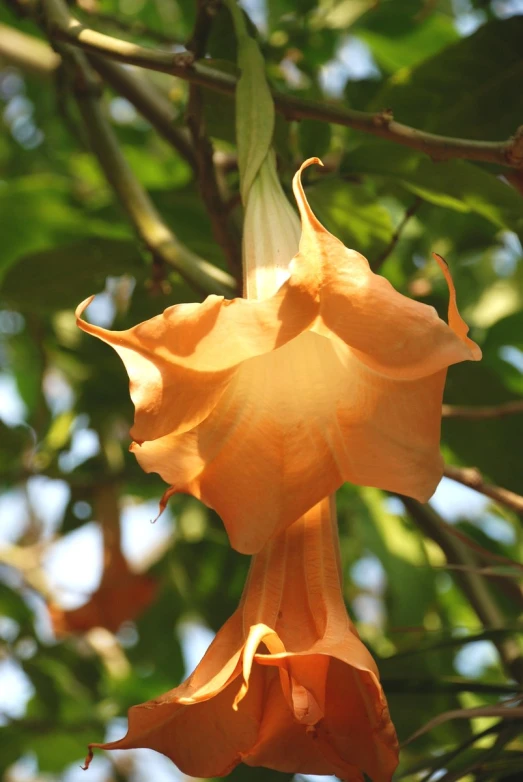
[75,295,96,321]
[431,252,482,362]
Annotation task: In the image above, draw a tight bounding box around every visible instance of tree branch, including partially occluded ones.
[76,5,182,47]
[444,464,523,517]
[57,45,234,295]
[401,497,523,684]
[86,53,198,171]
[41,0,523,169]
[442,400,523,419]
[0,22,60,76]
[0,20,198,171]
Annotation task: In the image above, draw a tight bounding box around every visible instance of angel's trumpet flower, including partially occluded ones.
[76,158,480,554]
[83,497,399,781]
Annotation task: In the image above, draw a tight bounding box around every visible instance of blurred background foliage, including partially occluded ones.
[0,0,523,780]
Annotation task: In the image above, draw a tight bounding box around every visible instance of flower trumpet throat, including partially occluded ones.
[83,497,399,781]
[76,158,481,555]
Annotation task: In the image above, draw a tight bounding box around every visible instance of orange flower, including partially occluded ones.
[49,545,156,636]
[50,485,156,635]
[84,497,398,781]
[76,158,480,554]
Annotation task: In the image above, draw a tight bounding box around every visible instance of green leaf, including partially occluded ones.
[32,730,93,773]
[0,176,85,282]
[151,186,228,269]
[307,176,394,259]
[207,4,238,61]
[0,583,33,629]
[370,16,523,140]
[8,326,46,417]
[356,487,437,628]
[0,727,24,776]
[443,361,523,494]
[298,118,332,160]
[0,423,33,480]
[0,238,145,313]
[311,0,374,30]
[355,0,459,72]
[343,142,523,239]
[236,36,275,201]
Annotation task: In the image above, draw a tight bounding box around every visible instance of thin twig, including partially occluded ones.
[470,723,523,782]
[373,197,421,271]
[442,400,523,419]
[444,464,523,516]
[40,0,523,169]
[434,563,523,579]
[185,0,242,279]
[401,497,523,684]
[412,723,506,782]
[402,703,523,747]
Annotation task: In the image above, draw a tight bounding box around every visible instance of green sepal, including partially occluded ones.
[226,0,275,203]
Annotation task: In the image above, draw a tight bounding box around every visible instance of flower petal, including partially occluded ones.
[75,276,317,443]
[242,670,364,781]
[323,659,398,782]
[50,570,156,635]
[133,333,449,553]
[292,159,481,381]
[87,668,264,778]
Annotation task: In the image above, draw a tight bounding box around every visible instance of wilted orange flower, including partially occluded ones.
[84,497,398,781]
[50,485,156,635]
[76,158,480,555]
[50,548,156,635]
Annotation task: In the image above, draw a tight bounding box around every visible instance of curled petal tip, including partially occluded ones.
[431,252,481,360]
[75,295,96,320]
[81,747,94,771]
[293,158,327,233]
[300,157,324,172]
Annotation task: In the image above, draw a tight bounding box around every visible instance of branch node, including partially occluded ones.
[173,51,195,69]
[504,124,523,167]
[372,108,394,128]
